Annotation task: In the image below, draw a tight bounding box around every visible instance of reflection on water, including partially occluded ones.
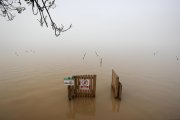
[111,89,121,112]
[0,51,180,120]
[67,98,96,119]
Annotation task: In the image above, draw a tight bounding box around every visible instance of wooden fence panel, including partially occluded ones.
[68,75,96,100]
[111,70,122,100]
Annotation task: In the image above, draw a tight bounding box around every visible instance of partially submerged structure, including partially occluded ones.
[65,70,122,101]
[111,69,122,100]
[67,75,96,100]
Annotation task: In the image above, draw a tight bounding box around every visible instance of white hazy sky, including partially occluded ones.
[0,0,180,60]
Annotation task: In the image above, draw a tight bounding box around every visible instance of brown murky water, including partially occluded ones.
[0,51,180,120]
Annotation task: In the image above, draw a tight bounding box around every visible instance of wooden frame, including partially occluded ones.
[68,75,96,100]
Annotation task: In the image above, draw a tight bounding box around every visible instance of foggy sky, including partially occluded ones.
[0,0,180,60]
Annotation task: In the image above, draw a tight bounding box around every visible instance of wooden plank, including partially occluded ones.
[68,74,96,100]
[68,85,75,100]
[111,69,122,100]
[93,75,96,97]
[118,82,122,100]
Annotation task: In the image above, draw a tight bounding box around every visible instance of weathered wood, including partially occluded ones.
[112,69,122,100]
[93,75,96,97]
[68,75,96,100]
[118,82,122,100]
[68,85,75,100]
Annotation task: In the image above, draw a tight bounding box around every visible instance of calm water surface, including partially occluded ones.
[0,51,180,120]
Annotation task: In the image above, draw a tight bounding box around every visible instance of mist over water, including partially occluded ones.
[0,45,180,120]
[1,0,180,120]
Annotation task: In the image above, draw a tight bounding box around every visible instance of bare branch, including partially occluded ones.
[0,0,72,36]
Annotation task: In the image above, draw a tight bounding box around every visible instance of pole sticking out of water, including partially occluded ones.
[95,51,99,57]
[83,52,86,60]
[154,51,158,56]
[100,58,102,67]
[14,52,19,56]
[176,56,179,61]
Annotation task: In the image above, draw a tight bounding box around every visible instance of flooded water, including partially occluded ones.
[1,0,180,119]
[0,48,180,120]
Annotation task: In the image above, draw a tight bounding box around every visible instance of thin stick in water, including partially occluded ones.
[95,51,99,57]
[100,58,102,67]
[154,51,158,56]
[176,56,179,61]
[83,52,86,60]
[14,52,19,56]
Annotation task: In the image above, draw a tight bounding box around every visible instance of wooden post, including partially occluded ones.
[93,75,96,97]
[68,86,74,100]
[118,82,122,100]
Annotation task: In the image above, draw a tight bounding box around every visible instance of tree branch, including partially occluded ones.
[0,0,72,37]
